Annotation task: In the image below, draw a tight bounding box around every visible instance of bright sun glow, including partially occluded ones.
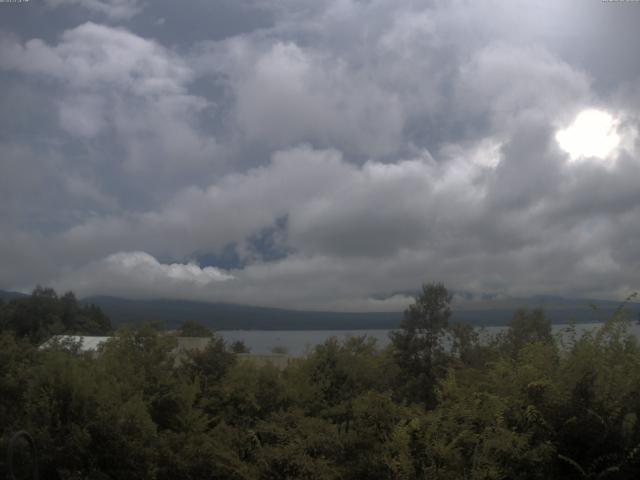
[555,109,620,161]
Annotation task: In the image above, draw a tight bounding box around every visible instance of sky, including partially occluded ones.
[1,0,639,311]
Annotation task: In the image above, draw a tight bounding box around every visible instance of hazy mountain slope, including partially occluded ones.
[82,296,402,330]
[4,289,636,330]
[0,290,28,301]
[82,295,640,330]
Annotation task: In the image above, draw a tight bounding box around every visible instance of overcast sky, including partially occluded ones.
[1,0,639,310]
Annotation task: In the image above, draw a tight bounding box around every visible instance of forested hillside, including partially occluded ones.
[1,284,640,479]
[82,296,402,330]
[0,287,112,343]
[77,294,640,330]
[3,289,636,330]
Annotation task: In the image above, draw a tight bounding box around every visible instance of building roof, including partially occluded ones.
[39,335,293,368]
[39,335,111,352]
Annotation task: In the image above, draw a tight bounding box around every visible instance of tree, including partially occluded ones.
[449,321,490,368]
[75,302,112,335]
[231,340,250,354]
[180,335,236,393]
[1,287,111,343]
[254,410,342,480]
[390,282,452,407]
[498,308,553,357]
[178,320,212,338]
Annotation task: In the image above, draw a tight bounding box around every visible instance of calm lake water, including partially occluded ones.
[218,322,640,356]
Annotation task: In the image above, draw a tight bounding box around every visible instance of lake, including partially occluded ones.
[218,322,638,356]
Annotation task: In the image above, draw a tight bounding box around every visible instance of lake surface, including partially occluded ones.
[218,322,638,356]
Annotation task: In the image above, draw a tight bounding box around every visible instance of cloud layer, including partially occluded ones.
[44,0,143,20]
[1,1,639,310]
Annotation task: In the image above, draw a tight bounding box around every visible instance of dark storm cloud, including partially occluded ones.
[1,0,639,309]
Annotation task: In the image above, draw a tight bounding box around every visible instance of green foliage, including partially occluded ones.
[177,320,213,338]
[448,321,494,369]
[292,335,394,416]
[231,340,251,353]
[496,307,553,357]
[180,334,236,390]
[270,345,288,355]
[390,282,452,407]
[339,391,415,479]
[254,410,342,480]
[3,284,640,479]
[0,287,111,343]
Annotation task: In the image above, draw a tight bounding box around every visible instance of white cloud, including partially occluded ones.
[44,0,144,20]
[455,44,592,130]
[43,132,640,307]
[0,23,217,174]
[2,1,640,309]
[56,252,233,299]
[57,95,108,138]
[555,108,627,163]
[54,146,351,261]
[192,5,596,164]
[212,40,405,157]
[64,175,117,209]
[440,138,503,170]
[51,144,493,265]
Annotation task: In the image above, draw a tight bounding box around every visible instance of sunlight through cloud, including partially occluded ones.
[556,109,620,162]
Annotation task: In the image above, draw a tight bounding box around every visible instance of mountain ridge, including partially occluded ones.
[2,289,638,330]
[82,294,639,330]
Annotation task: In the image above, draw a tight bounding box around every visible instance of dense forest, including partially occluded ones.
[0,287,112,343]
[1,284,640,479]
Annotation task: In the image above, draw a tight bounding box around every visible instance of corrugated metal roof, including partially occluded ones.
[39,336,294,369]
[39,335,111,352]
[40,335,216,353]
[175,337,213,351]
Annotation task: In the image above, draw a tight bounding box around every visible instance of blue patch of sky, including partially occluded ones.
[192,216,291,270]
